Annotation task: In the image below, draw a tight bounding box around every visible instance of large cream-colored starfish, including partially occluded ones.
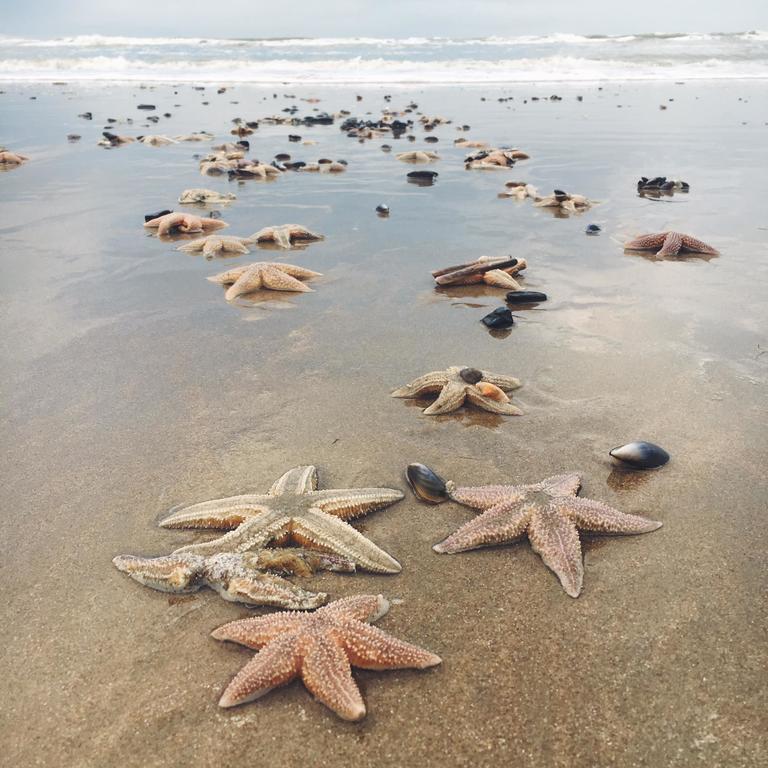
[534,190,593,214]
[433,472,661,597]
[624,231,718,257]
[247,224,324,249]
[0,150,28,166]
[113,549,354,609]
[178,188,237,204]
[144,212,228,237]
[212,594,441,721]
[392,366,523,416]
[160,465,403,573]
[396,150,439,163]
[208,262,322,299]
[178,235,251,259]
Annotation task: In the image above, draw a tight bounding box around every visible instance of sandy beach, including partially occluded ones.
[1,80,767,767]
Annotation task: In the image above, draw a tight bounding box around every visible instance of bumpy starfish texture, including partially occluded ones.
[433,472,662,597]
[112,550,354,609]
[178,235,250,258]
[213,594,441,721]
[144,212,228,236]
[247,225,324,249]
[160,465,403,573]
[208,262,322,299]
[624,231,718,257]
[392,366,523,416]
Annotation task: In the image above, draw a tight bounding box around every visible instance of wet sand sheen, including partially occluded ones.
[1,82,767,767]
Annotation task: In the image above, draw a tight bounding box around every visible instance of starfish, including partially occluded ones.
[246,224,324,250]
[212,594,441,721]
[178,235,251,259]
[138,135,178,146]
[159,465,403,573]
[624,231,719,258]
[534,190,593,214]
[208,262,322,299]
[396,150,439,163]
[499,182,538,201]
[433,471,662,597]
[178,188,237,204]
[0,150,28,166]
[113,549,355,609]
[465,148,529,169]
[392,366,523,416]
[144,212,228,237]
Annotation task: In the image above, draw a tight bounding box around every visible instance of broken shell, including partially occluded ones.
[475,382,509,402]
[609,441,670,469]
[459,367,483,384]
[405,463,449,504]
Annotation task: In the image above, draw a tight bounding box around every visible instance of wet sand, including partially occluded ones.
[1,82,767,767]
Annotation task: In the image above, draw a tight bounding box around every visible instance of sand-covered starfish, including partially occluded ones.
[246,224,324,249]
[178,235,251,258]
[144,212,228,236]
[433,471,662,597]
[0,150,28,166]
[624,231,718,258]
[208,262,322,299]
[392,366,523,416]
[534,189,593,214]
[213,594,441,721]
[113,549,354,609]
[178,188,237,204]
[396,150,439,163]
[160,465,403,573]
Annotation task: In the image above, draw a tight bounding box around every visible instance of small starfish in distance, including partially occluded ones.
[212,594,441,721]
[159,465,403,573]
[246,224,324,249]
[624,231,719,257]
[432,471,662,597]
[178,235,251,259]
[144,212,228,236]
[392,366,523,416]
[208,262,322,299]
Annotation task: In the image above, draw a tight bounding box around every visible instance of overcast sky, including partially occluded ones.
[2,0,766,38]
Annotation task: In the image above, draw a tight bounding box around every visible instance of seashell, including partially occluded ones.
[407,170,438,180]
[586,224,601,235]
[459,367,483,384]
[274,152,291,161]
[609,441,670,469]
[144,209,172,223]
[553,189,569,202]
[481,307,515,329]
[505,290,547,304]
[475,382,509,402]
[405,463,449,504]
[376,204,390,216]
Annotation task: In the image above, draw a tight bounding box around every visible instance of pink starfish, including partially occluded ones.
[624,231,718,258]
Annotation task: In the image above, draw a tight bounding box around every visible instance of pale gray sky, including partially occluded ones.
[2,0,765,38]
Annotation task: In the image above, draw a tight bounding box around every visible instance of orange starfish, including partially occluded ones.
[624,231,718,257]
[144,212,228,237]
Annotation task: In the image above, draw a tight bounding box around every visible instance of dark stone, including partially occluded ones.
[375,204,390,216]
[505,291,547,304]
[288,134,301,142]
[481,308,515,329]
[424,136,438,143]
[144,209,172,222]
[407,170,438,180]
[137,104,156,110]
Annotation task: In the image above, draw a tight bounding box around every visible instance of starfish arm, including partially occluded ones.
[561,200,577,213]
[290,227,323,241]
[159,496,271,529]
[269,466,318,496]
[657,231,683,257]
[391,371,450,398]
[292,508,401,573]
[225,265,265,299]
[479,372,522,391]
[218,634,302,708]
[680,234,718,255]
[423,382,467,415]
[171,512,291,556]
[112,553,203,593]
[259,265,313,292]
[246,548,356,576]
[623,233,667,251]
[207,265,251,285]
[482,269,522,290]
[246,227,273,243]
[217,573,328,610]
[265,263,322,279]
[310,487,404,520]
[340,622,442,671]
[212,613,306,649]
[301,635,367,721]
[271,227,292,248]
[554,497,662,535]
[200,219,228,232]
[447,483,529,509]
[319,594,389,623]
[433,499,532,553]
[538,473,582,497]
[144,212,181,229]
[527,507,584,598]
[177,240,206,253]
[465,389,524,415]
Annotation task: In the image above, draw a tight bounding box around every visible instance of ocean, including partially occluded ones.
[1,31,767,82]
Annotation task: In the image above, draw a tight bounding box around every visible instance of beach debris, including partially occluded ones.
[609,441,670,469]
[506,290,547,304]
[178,188,237,204]
[586,224,601,235]
[432,256,527,290]
[246,224,324,249]
[424,135,439,143]
[113,550,353,609]
[534,189,594,214]
[624,231,718,258]
[464,148,529,169]
[0,150,28,167]
[178,235,251,259]
[159,465,403,573]
[78,111,93,120]
[376,204,390,217]
[405,463,449,504]
[98,131,135,147]
[381,144,392,152]
[498,181,538,200]
[637,176,689,195]
[481,307,515,329]
[144,212,228,236]
[396,150,439,163]
[212,594,441,721]
[392,366,522,416]
[407,170,438,185]
[433,470,662,598]
[66,134,81,142]
[209,262,322,299]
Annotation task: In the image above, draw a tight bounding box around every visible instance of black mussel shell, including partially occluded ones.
[424,136,438,143]
[376,204,390,216]
[274,152,291,161]
[506,290,547,304]
[245,121,259,129]
[459,367,483,384]
[67,134,81,142]
[609,441,670,469]
[481,307,515,329]
[407,170,438,180]
[271,161,287,171]
[586,224,601,234]
[137,104,156,110]
[405,463,449,504]
[144,209,172,222]
[318,158,332,164]
[381,144,392,152]
[236,140,250,150]
[288,134,301,142]
[553,189,568,202]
